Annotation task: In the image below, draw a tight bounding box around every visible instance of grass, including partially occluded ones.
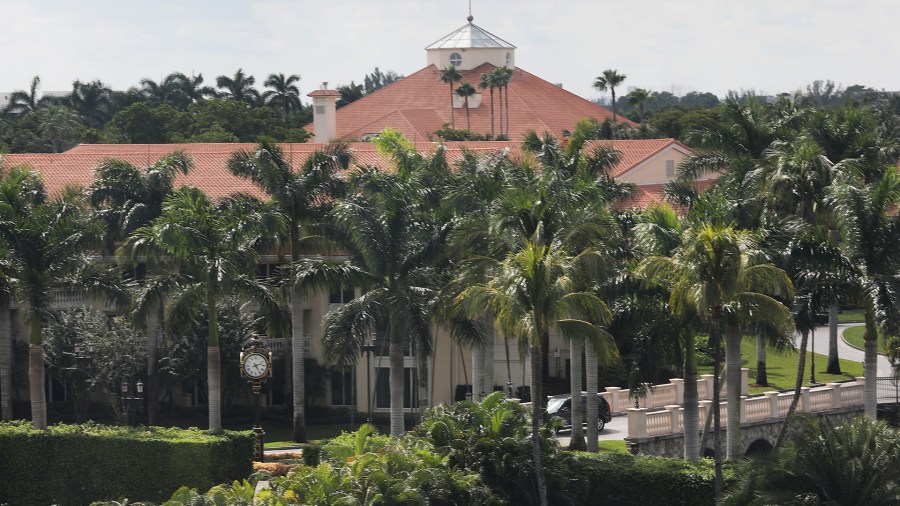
[837,308,866,323]
[597,439,628,454]
[262,422,393,448]
[698,336,863,394]
[842,325,886,353]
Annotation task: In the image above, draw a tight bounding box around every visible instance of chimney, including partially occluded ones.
[307,82,342,143]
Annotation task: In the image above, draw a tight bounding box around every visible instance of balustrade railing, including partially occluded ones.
[627,378,865,439]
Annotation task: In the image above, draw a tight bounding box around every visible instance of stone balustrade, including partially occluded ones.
[626,378,865,439]
[602,368,749,415]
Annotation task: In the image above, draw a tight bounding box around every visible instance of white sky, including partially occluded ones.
[1,0,897,102]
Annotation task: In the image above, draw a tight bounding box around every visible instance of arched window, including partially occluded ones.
[505,52,512,66]
[450,52,462,66]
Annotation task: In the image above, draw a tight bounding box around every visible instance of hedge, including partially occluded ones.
[0,421,254,506]
[565,452,733,506]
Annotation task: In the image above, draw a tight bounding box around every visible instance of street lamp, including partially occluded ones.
[362,332,377,423]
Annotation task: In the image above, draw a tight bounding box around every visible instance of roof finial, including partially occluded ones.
[467,0,473,22]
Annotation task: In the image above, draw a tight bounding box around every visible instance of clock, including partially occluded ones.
[242,352,270,379]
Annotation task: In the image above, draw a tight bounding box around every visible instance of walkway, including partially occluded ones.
[803,323,892,376]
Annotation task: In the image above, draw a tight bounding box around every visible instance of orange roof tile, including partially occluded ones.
[2,139,698,210]
[315,64,635,142]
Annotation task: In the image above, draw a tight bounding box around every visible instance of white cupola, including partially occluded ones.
[425,16,516,71]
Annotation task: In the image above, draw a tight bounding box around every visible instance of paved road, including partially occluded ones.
[802,322,892,376]
[555,414,628,447]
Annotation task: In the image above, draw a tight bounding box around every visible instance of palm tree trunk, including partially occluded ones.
[483,321,494,397]
[529,344,548,506]
[710,313,724,501]
[29,318,47,429]
[826,228,842,374]
[449,84,455,129]
[725,325,742,460]
[207,293,222,433]
[683,333,700,461]
[389,338,405,437]
[146,305,161,426]
[472,341,483,401]
[489,87,495,137]
[864,308,877,419]
[775,330,809,448]
[416,347,429,419]
[291,289,307,442]
[0,306,12,421]
[497,86,504,137]
[826,304,841,374]
[504,84,510,135]
[585,343,598,452]
[465,98,471,131]
[756,332,768,386]
[569,340,585,450]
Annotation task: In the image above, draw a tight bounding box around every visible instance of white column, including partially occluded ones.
[670,378,685,405]
[764,391,779,418]
[627,408,648,438]
[799,386,811,412]
[606,386,622,413]
[741,368,750,395]
[665,405,682,434]
[827,382,843,409]
[700,374,715,400]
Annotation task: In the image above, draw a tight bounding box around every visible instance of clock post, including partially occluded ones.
[240,335,272,461]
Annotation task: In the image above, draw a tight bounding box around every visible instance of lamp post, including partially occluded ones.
[362,332,377,423]
[120,379,144,427]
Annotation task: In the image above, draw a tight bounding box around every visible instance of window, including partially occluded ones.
[329,287,355,304]
[315,105,325,115]
[331,366,355,406]
[665,160,676,178]
[375,367,415,409]
[449,52,462,66]
[505,52,512,66]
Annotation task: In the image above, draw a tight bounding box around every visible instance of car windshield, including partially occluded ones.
[547,397,567,413]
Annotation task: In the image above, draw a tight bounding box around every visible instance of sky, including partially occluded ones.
[1,0,897,102]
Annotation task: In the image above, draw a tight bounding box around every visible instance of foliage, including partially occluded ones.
[724,416,900,505]
[0,420,253,506]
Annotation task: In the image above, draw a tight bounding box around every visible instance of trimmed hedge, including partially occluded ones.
[0,421,254,506]
[565,452,733,506]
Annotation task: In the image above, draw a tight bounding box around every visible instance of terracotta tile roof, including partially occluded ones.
[307,89,342,97]
[1,139,699,210]
[616,179,715,214]
[317,64,636,142]
[582,139,693,178]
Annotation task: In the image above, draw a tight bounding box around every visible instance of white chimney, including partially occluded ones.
[307,82,342,143]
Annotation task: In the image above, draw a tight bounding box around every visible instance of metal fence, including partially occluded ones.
[877,377,900,403]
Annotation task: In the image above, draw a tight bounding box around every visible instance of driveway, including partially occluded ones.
[555,414,628,447]
[802,323,892,376]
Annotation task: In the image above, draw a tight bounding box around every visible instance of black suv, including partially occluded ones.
[546,393,613,431]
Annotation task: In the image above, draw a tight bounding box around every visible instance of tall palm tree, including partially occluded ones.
[139,74,184,108]
[0,168,127,428]
[0,250,12,421]
[439,66,462,129]
[123,187,284,432]
[627,87,651,123]
[495,67,513,136]
[639,223,794,497]
[456,82,476,132]
[263,73,303,121]
[829,166,900,419]
[290,131,449,438]
[169,72,216,106]
[593,69,627,127]
[228,141,350,442]
[479,72,496,137]
[216,68,260,105]
[3,76,46,116]
[89,151,193,425]
[70,80,113,129]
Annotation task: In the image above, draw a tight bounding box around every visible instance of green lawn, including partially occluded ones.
[838,308,866,323]
[698,336,863,394]
[597,439,628,454]
[842,325,886,353]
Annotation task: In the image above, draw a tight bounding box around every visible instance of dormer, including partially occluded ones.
[425,17,516,71]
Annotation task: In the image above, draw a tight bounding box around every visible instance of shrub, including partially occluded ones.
[0,421,253,506]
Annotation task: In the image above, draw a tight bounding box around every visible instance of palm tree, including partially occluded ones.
[216,68,260,105]
[3,76,46,116]
[0,250,13,421]
[495,67,513,136]
[70,80,113,129]
[829,167,900,419]
[639,223,794,497]
[479,72,496,137]
[290,131,449,438]
[456,82,476,132]
[0,168,127,428]
[123,187,284,432]
[228,141,350,442]
[627,87,651,123]
[593,69,627,127]
[169,72,216,106]
[140,74,184,107]
[89,151,193,425]
[439,66,462,129]
[263,73,303,121]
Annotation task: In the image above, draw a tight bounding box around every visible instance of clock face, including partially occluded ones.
[243,353,269,379]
